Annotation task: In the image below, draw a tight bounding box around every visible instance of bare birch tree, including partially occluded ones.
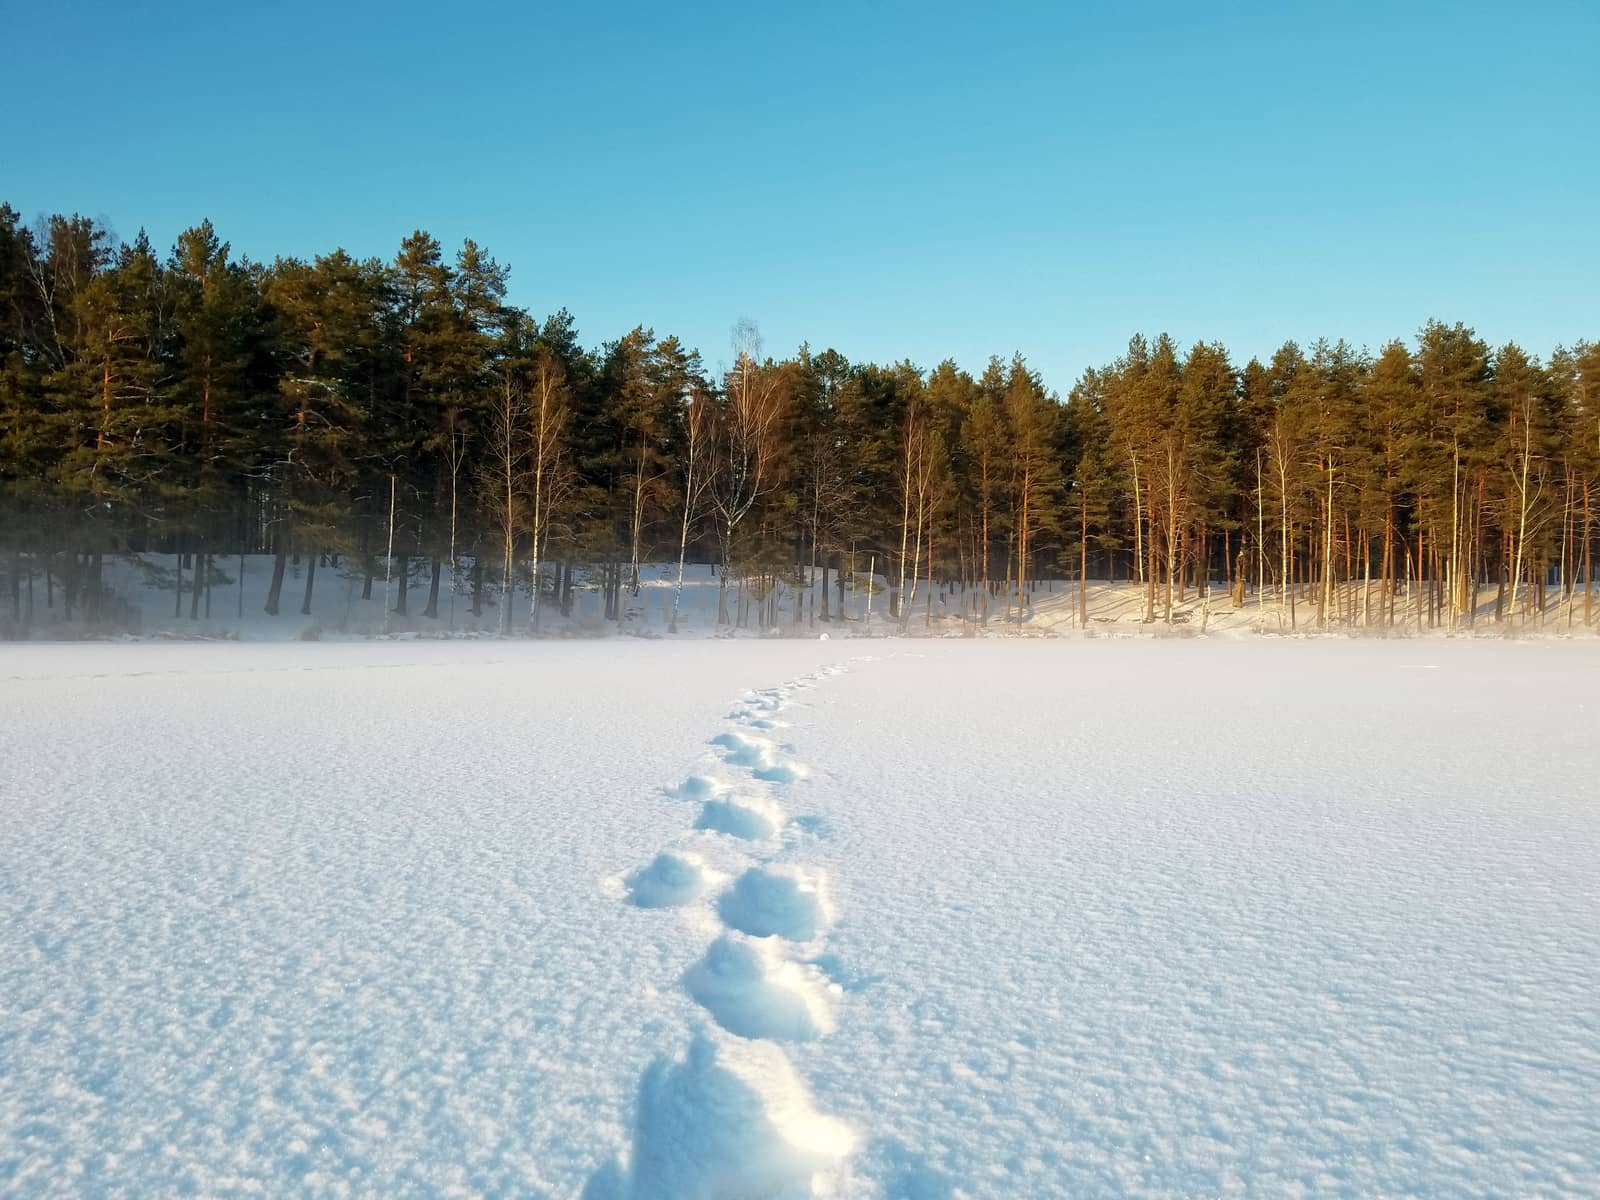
[671,382,715,632]
[528,350,569,631]
[480,371,529,635]
[709,320,785,625]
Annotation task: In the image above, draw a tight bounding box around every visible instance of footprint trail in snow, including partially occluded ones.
[588,661,862,1199]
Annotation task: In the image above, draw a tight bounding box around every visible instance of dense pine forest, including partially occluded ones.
[2,203,1597,636]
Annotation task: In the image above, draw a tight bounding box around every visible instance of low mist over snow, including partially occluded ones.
[7,553,1597,643]
[3,640,1597,1196]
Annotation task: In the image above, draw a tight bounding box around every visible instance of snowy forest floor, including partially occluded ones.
[4,553,1598,642]
[3,640,1598,1197]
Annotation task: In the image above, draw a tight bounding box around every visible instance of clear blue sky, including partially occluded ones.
[6,0,1597,391]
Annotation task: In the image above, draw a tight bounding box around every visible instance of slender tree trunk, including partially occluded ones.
[1019,466,1032,617]
[1471,471,1485,626]
[906,483,926,628]
[1146,490,1158,623]
[1163,446,1177,623]
[1510,414,1533,617]
[190,552,204,620]
[980,465,991,616]
[1130,451,1144,595]
[1003,529,1015,623]
[384,474,397,635]
[265,542,288,616]
[717,527,732,625]
[670,447,695,632]
[1223,526,1233,604]
[1449,436,1461,628]
[1277,452,1292,630]
[628,440,647,595]
[1418,518,1427,629]
[1362,527,1373,627]
[300,551,317,616]
[529,449,545,635]
[1496,525,1508,622]
[1256,451,1266,624]
[1559,472,1574,625]
[1344,513,1354,625]
[1079,488,1089,627]
[449,444,460,629]
[864,554,875,630]
[423,557,442,619]
[86,552,102,624]
[1319,465,1334,627]
[1584,480,1593,627]
[1383,507,1395,627]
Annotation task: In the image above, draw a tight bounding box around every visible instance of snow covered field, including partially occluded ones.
[3,640,1598,1197]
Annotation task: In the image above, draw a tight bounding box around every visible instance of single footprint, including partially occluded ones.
[709,731,773,768]
[718,866,831,941]
[683,934,835,1041]
[666,774,722,801]
[754,761,805,784]
[696,798,781,841]
[581,1035,853,1199]
[625,852,710,908]
[728,708,784,730]
[787,814,832,841]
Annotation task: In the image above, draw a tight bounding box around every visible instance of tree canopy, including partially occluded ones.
[2,202,1597,632]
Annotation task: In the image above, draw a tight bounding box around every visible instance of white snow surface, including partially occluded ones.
[3,639,1598,1197]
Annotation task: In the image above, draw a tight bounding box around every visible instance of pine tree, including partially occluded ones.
[1176,340,1237,605]
[1361,341,1421,624]
[168,221,267,617]
[1002,355,1061,617]
[262,251,387,616]
[1411,321,1491,626]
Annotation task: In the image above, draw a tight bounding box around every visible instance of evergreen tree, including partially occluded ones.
[2,197,1597,636]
